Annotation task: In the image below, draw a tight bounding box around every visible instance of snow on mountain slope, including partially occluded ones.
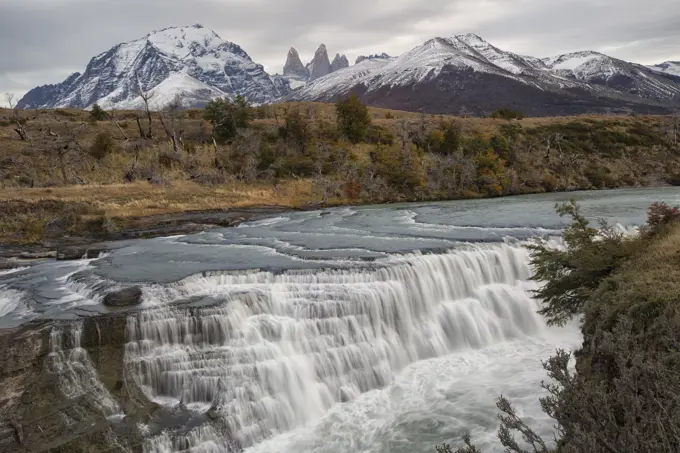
[290,57,394,100]
[649,61,680,78]
[543,51,680,101]
[96,73,227,110]
[287,35,566,102]
[18,24,288,110]
[288,33,680,112]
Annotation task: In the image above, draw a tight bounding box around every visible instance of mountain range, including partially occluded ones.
[17,25,680,116]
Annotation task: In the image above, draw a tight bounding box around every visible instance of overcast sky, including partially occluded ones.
[1,0,679,105]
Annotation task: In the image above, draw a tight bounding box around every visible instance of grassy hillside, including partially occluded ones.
[1,101,679,244]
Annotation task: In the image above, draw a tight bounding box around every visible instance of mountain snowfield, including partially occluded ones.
[17,24,289,110]
[17,25,680,115]
[288,34,680,114]
[649,61,680,78]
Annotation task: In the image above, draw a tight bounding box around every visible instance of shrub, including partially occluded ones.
[89,104,107,121]
[384,111,394,119]
[541,173,558,192]
[89,132,116,160]
[491,107,525,120]
[498,123,523,140]
[430,122,462,155]
[364,124,395,145]
[647,201,680,229]
[527,200,639,326]
[278,108,310,151]
[204,94,251,143]
[585,168,617,189]
[335,94,371,143]
[474,149,508,196]
[489,134,513,163]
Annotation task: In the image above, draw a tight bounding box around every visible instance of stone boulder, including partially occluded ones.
[103,286,143,307]
[56,246,104,261]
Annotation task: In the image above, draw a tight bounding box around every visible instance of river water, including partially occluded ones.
[1,187,679,453]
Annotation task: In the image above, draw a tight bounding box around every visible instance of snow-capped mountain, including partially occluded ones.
[18,24,289,110]
[649,61,680,78]
[542,51,680,101]
[17,28,680,115]
[287,34,680,115]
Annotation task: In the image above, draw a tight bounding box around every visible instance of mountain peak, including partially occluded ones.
[18,24,288,110]
[330,53,349,72]
[455,32,486,43]
[308,44,331,81]
[283,47,309,79]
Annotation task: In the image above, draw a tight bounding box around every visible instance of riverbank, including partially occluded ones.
[2,103,679,257]
[0,181,676,261]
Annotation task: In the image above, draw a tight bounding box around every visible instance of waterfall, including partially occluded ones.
[47,322,121,417]
[125,243,548,451]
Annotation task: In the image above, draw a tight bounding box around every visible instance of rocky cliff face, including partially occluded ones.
[330,53,349,72]
[307,44,332,81]
[283,47,309,79]
[0,310,219,453]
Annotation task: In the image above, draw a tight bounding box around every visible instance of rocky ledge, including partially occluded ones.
[0,206,297,261]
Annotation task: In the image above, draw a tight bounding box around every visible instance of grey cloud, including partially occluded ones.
[1,0,679,102]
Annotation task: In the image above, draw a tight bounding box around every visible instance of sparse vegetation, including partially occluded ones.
[1,101,679,244]
[491,107,526,120]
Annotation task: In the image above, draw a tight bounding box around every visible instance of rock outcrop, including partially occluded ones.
[355,53,391,65]
[307,44,332,81]
[103,287,144,307]
[283,47,309,79]
[56,246,105,261]
[330,54,349,72]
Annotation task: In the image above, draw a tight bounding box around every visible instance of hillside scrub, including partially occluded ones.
[439,201,680,453]
[1,99,680,244]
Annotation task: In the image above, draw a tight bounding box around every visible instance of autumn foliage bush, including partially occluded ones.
[647,201,680,229]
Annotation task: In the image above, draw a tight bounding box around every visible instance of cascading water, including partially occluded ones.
[4,189,666,452]
[125,244,558,452]
[47,322,121,417]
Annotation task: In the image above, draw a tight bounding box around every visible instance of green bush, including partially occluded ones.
[528,200,639,326]
[278,108,310,151]
[335,95,371,143]
[89,104,107,121]
[204,94,251,143]
[491,107,525,120]
[364,124,395,145]
[585,168,617,189]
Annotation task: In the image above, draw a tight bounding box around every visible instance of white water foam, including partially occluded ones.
[47,323,121,417]
[0,286,26,317]
[126,243,577,453]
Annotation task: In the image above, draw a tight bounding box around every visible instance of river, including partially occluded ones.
[1,187,679,453]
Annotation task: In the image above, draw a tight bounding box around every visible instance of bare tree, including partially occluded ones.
[4,92,32,145]
[41,121,88,183]
[159,95,185,153]
[135,78,155,139]
[108,107,130,142]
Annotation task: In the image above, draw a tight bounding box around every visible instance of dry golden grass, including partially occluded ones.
[0,180,315,219]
